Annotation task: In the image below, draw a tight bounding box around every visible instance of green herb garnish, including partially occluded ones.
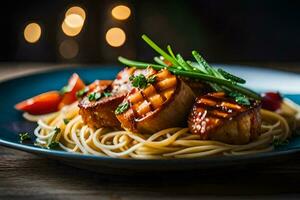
[147,75,157,84]
[34,127,61,149]
[54,127,61,134]
[129,74,157,89]
[88,92,102,101]
[118,34,261,103]
[63,118,70,125]
[217,68,246,84]
[76,87,89,98]
[48,141,59,149]
[103,92,112,97]
[228,92,251,106]
[60,85,71,95]
[46,127,61,149]
[19,132,31,143]
[130,74,148,89]
[115,101,130,115]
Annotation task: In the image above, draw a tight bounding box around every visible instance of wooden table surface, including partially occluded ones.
[1,63,300,200]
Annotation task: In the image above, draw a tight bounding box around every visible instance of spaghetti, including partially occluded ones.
[23,98,298,159]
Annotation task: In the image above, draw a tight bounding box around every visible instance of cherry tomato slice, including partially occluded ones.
[58,73,85,109]
[15,91,62,115]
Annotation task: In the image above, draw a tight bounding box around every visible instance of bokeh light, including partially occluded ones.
[65,14,84,28]
[111,5,131,20]
[105,27,126,47]
[62,6,86,37]
[59,39,79,59]
[66,6,86,21]
[24,22,42,43]
[61,21,82,37]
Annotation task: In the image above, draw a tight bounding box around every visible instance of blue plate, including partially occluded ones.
[1,65,300,173]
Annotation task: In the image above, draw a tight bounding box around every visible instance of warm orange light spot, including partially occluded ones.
[59,39,79,59]
[62,6,86,37]
[65,13,84,28]
[61,22,83,37]
[111,5,131,20]
[24,23,41,43]
[105,27,126,47]
[66,6,86,21]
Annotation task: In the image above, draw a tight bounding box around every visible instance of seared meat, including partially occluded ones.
[116,68,196,134]
[79,93,126,129]
[88,80,113,92]
[112,67,136,94]
[188,92,261,144]
[79,68,135,129]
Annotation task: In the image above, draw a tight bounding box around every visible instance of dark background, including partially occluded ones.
[1,0,300,64]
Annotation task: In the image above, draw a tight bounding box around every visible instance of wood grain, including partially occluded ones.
[1,64,300,200]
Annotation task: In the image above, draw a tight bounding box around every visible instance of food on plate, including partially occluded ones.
[188,92,261,144]
[78,80,123,129]
[15,91,62,115]
[116,68,195,134]
[15,35,300,159]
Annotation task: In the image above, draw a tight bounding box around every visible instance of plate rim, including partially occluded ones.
[1,136,300,164]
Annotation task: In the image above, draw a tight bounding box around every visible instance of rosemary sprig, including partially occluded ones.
[118,34,261,102]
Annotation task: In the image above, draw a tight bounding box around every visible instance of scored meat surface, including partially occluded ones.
[188,92,261,144]
[116,68,196,134]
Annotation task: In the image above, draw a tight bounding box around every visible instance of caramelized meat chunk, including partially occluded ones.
[188,92,261,144]
[79,68,135,129]
[116,68,196,134]
[79,93,126,129]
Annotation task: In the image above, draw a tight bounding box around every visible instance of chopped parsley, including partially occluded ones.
[63,118,70,125]
[86,91,112,101]
[235,96,250,106]
[228,92,250,106]
[115,101,130,115]
[76,87,89,98]
[54,127,61,134]
[147,75,157,84]
[88,92,102,101]
[103,92,112,97]
[129,74,157,89]
[60,85,71,95]
[46,127,61,149]
[19,132,31,143]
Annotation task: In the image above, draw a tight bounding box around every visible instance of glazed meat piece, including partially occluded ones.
[188,92,261,144]
[79,68,135,129]
[116,68,196,134]
[79,92,126,129]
